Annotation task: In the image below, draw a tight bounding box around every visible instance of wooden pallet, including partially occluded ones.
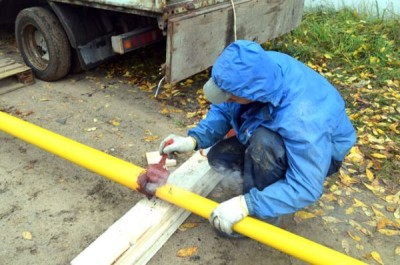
[0,58,35,95]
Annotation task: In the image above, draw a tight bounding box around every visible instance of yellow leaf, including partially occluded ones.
[366,169,374,181]
[339,171,359,186]
[371,153,387,159]
[346,207,354,215]
[378,229,400,236]
[369,56,380,64]
[372,206,385,218]
[160,108,170,115]
[395,207,400,219]
[321,193,336,202]
[370,251,384,265]
[346,151,364,164]
[324,53,332,59]
[347,231,361,241]
[176,246,198,257]
[22,231,32,240]
[389,123,399,133]
[110,119,120,126]
[178,222,199,231]
[295,211,316,220]
[143,135,159,142]
[185,79,194,84]
[363,183,385,195]
[395,246,400,255]
[353,198,367,208]
[349,219,372,236]
[377,217,400,230]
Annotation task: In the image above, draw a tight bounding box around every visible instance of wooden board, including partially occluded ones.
[145,151,177,167]
[71,151,223,265]
[0,58,34,95]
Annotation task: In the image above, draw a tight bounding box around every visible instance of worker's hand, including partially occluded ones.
[159,134,196,154]
[209,195,249,235]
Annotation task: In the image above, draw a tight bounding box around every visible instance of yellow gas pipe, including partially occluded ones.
[0,111,366,265]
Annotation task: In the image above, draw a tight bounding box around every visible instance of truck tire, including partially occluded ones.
[15,7,71,81]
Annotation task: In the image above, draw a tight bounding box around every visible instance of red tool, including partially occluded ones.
[137,139,174,198]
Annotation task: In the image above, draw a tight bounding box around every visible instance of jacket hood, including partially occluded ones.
[212,40,284,106]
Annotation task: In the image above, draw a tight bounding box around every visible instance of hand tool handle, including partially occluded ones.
[159,139,174,164]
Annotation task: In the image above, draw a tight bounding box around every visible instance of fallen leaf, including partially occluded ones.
[376,218,400,230]
[371,153,387,159]
[341,239,350,254]
[322,216,342,223]
[345,207,354,214]
[160,108,170,115]
[143,135,159,142]
[22,231,32,240]
[339,171,359,186]
[372,206,386,218]
[85,127,97,132]
[349,219,372,236]
[370,251,384,265]
[363,182,385,195]
[347,231,361,241]
[366,169,374,181]
[177,246,198,257]
[294,211,316,220]
[178,222,199,231]
[378,229,400,236]
[353,198,367,208]
[395,246,400,255]
[109,119,120,126]
[321,193,336,202]
[394,207,400,219]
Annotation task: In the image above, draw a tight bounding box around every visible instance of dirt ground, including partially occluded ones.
[1,27,399,265]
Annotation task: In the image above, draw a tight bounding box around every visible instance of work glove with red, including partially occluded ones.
[209,195,249,235]
[159,134,197,154]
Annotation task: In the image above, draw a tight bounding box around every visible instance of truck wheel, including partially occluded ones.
[15,7,71,81]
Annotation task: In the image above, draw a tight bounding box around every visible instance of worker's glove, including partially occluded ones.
[209,195,249,235]
[159,134,196,154]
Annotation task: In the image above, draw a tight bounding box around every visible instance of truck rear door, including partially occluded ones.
[165,0,304,83]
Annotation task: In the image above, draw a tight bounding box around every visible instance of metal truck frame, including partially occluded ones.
[1,0,304,83]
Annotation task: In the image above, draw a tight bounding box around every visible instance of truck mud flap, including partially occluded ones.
[165,0,304,83]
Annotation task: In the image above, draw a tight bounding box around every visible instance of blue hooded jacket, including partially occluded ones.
[188,40,356,219]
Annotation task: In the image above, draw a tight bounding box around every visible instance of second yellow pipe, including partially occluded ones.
[0,111,366,265]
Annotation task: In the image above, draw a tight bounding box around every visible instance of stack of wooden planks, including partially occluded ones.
[0,57,34,95]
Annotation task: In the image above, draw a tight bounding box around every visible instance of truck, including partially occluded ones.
[1,0,304,83]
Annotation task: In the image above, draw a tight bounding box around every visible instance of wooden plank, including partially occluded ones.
[71,151,222,265]
[0,82,26,96]
[115,169,222,265]
[0,57,34,87]
[0,58,15,67]
[145,151,176,167]
[0,67,31,79]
